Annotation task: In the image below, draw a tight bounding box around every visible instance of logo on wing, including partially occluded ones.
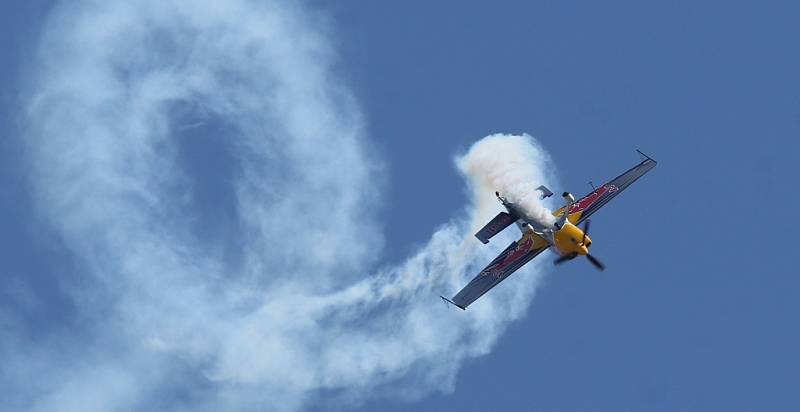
[479,235,535,279]
[568,184,617,213]
[484,213,513,237]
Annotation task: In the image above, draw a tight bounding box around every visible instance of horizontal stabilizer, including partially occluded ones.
[475,211,518,244]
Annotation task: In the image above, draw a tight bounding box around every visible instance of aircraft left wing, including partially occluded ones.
[555,155,657,225]
[445,232,549,310]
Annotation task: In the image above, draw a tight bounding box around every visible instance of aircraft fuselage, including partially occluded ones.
[553,222,591,256]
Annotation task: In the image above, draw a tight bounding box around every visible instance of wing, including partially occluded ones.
[447,232,549,310]
[554,156,657,225]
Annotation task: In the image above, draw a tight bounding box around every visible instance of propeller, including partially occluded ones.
[581,219,590,245]
[586,254,606,271]
[553,219,606,270]
[554,252,578,265]
[581,219,605,271]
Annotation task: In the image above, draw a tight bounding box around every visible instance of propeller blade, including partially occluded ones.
[586,254,606,271]
[554,252,578,265]
[581,219,591,244]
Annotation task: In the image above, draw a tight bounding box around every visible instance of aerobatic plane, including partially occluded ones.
[441,151,657,310]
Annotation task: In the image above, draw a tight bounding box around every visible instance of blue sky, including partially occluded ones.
[328,2,800,411]
[2,1,799,411]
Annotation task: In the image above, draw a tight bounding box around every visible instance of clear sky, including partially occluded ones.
[2,1,799,411]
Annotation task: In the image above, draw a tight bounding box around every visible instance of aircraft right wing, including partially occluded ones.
[445,232,549,310]
[554,155,657,225]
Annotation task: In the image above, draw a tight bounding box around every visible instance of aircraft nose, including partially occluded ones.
[579,245,589,255]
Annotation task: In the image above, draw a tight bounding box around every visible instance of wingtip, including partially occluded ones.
[635,149,657,163]
[440,295,466,310]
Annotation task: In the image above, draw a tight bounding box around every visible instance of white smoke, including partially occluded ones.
[457,134,557,228]
[11,1,558,411]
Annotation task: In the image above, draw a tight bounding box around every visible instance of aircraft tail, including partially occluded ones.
[475,211,518,244]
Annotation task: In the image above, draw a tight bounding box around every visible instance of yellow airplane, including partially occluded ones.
[442,151,657,310]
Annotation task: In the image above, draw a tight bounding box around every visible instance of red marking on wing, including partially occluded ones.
[484,214,513,237]
[480,236,535,279]
[568,184,616,213]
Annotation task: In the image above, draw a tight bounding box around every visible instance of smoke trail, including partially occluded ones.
[457,134,557,228]
[10,1,557,411]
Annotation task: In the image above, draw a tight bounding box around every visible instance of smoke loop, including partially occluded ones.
[13,1,558,411]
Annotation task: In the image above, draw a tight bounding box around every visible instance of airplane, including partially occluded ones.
[441,150,657,310]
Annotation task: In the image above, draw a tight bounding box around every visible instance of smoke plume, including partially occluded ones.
[458,134,557,228]
[6,1,558,411]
